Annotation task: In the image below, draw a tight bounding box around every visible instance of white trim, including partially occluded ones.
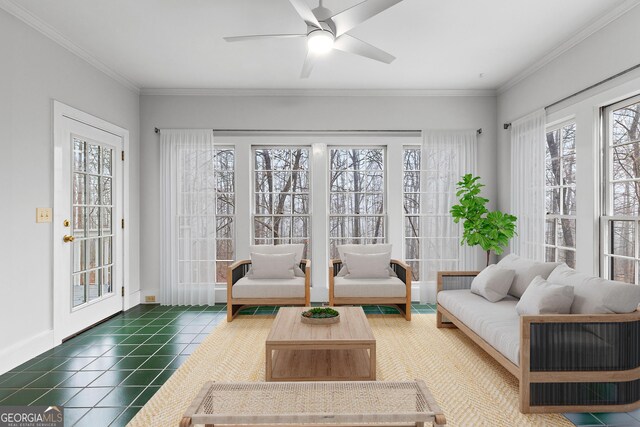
[0,330,54,375]
[127,290,141,309]
[140,88,497,97]
[52,100,131,343]
[497,0,640,94]
[0,0,140,93]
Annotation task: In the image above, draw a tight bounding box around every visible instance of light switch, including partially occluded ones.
[36,208,52,223]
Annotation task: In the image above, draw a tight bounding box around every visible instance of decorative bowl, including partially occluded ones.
[301,307,340,325]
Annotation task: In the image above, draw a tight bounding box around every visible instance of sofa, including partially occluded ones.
[436,255,640,414]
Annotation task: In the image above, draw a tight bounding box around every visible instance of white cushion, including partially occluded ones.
[438,290,521,366]
[547,263,640,314]
[497,254,560,298]
[249,244,305,277]
[336,244,396,277]
[470,265,515,302]
[232,277,305,299]
[516,276,574,315]
[333,276,406,298]
[343,252,391,279]
[249,252,295,279]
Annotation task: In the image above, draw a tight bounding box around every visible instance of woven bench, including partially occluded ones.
[180,380,446,427]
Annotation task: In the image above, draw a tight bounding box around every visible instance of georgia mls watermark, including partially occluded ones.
[0,406,64,427]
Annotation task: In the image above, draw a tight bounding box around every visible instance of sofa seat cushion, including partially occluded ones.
[334,277,406,298]
[232,277,305,299]
[438,290,521,366]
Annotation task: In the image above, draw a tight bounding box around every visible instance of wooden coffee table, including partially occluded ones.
[265,306,376,381]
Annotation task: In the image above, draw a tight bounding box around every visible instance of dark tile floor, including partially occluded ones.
[0,303,636,426]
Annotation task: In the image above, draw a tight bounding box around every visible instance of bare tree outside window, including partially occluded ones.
[544,123,576,267]
[604,99,640,284]
[253,147,311,258]
[215,148,235,282]
[329,148,385,259]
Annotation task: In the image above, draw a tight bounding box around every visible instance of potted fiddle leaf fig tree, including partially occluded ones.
[450,174,517,266]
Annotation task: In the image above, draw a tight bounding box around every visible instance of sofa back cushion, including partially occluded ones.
[336,244,396,277]
[249,244,305,277]
[497,254,560,298]
[516,276,574,315]
[343,252,391,279]
[249,252,296,279]
[547,263,640,314]
[470,265,516,302]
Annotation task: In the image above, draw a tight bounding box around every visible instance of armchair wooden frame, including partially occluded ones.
[227,259,311,322]
[329,259,412,321]
[437,271,640,414]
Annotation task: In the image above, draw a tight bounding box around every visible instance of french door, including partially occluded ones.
[54,107,124,341]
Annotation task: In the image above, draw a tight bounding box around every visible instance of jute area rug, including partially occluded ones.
[129,314,572,427]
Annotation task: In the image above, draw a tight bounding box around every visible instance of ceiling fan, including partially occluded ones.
[223,0,405,78]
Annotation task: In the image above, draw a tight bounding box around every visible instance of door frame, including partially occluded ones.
[52,100,131,344]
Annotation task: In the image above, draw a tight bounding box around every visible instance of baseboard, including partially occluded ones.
[0,329,55,375]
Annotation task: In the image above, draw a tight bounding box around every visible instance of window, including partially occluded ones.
[603,96,640,284]
[253,147,311,257]
[544,122,576,268]
[329,148,385,258]
[214,148,235,282]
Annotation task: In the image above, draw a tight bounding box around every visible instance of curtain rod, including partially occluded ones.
[503,62,640,129]
[154,127,483,135]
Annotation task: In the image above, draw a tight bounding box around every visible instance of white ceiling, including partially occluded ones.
[7,0,634,90]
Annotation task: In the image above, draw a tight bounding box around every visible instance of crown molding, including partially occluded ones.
[497,0,640,95]
[0,0,140,93]
[139,88,496,97]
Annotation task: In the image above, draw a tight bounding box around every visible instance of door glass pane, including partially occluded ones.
[73,138,86,172]
[102,148,112,176]
[103,266,112,295]
[73,240,86,273]
[87,269,100,301]
[87,144,101,174]
[71,137,115,306]
[73,174,85,205]
[73,273,86,308]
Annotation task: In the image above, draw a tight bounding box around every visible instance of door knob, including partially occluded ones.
[63,235,75,243]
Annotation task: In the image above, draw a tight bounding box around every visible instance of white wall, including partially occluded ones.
[139,94,498,302]
[0,9,140,372]
[496,5,640,273]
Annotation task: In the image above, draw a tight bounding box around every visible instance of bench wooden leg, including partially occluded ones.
[179,417,192,427]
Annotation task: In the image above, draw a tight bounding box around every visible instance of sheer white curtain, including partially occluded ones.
[421,130,478,281]
[510,109,546,261]
[160,129,217,305]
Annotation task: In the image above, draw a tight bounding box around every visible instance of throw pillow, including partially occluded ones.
[547,263,640,314]
[470,264,516,302]
[516,276,574,315]
[249,244,305,277]
[343,252,391,279]
[336,244,396,277]
[249,252,296,279]
[497,254,560,298]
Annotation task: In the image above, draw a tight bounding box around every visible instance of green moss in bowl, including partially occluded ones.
[301,307,339,319]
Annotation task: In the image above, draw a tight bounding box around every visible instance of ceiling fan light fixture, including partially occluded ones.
[307,30,334,54]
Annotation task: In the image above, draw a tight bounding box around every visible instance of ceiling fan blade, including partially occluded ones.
[329,0,404,36]
[224,34,306,42]
[300,50,319,78]
[288,0,322,28]
[334,34,395,63]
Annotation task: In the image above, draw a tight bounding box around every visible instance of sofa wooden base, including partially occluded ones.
[437,271,640,414]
